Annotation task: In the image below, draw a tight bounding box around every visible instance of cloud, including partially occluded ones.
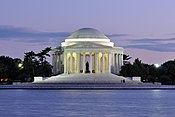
[162,33,175,36]
[124,43,175,52]
[1,25,175,52]
[126,38,175,44]
[0,25,131,46]
[0,25,70,43]
[106,34,130,38]
[124,38,175,52]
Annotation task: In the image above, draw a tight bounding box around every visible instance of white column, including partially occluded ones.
[112,53,115,73]
[118,54,120,67]
[117,54,119,74]
[70,52,73,73]
[54,53,57,73]
[52,54,54,67]
[108,53,111,73]
[121,54,123,66]
[56,54,59,73]
[64,52,67,74]
[57,54,60,73]
[116,54,119,74]
[52,54,56,74]
[96,52,99,73]
[102,53,105,73]
[76,53,79,73]
[118,54,123,72]
[83,52,86,73]
[89,52,92,73]
[79,54,81,73]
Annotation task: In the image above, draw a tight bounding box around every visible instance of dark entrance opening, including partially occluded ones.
[85,61,90,73]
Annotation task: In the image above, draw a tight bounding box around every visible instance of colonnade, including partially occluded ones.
[63,51,123,74]
[112,53,123,74]
[52,53,63,74]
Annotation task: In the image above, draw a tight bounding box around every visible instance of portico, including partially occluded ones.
[64,51,113,74]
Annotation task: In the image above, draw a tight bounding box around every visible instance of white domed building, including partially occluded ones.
[34,28,141,84]
[52,28,124,75]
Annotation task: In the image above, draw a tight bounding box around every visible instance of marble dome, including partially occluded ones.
[66,28,109,39]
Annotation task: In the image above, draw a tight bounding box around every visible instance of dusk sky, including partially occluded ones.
[1,0,175,64]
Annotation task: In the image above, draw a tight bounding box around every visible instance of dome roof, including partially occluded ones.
[62,28,114,47]
[67,28,108,39]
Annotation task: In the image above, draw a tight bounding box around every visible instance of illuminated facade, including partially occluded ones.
[52,28,124,75]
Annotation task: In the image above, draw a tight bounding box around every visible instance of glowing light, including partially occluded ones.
[154,64,160,68]
[65,38,110,42]
[18,63,23,69]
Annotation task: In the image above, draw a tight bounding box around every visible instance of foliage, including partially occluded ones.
[120,57,175,84]
[0,47,52,83]
[160,75,172,85]
[123,54,132,64]
[120,63,134,77]
[120,58,157,82]
[23,47,52,81]
[0,56,23,83]
[159,61,175,84]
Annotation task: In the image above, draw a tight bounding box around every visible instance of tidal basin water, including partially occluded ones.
[0,90,175,117]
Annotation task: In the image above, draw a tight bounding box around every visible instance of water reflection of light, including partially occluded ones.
[152,90,161,98]
[151,90,163,117]
[153,90,160,92]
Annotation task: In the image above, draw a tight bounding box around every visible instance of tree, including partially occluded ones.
[160,75,172,85]
[23,47,52,81]
[147,64,160,82]
[123,54,132,64]
[120,63,134,77]
[132,58,144,76]
[0,56,23,83]
[159,61,175,84]
[36,47,52,77]
[37,47,51,62]
[120,58,149,82]
[23,51,37,81]
[36,61,52,77]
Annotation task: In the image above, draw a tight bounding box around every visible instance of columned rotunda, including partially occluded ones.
[52,28,124,75]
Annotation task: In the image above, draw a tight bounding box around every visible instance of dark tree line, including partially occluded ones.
[159,61,175,85]
[0,56,22,81]
[120,57,175,85]
[0,47,52,83]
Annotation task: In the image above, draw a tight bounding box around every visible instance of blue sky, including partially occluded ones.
[0,0,175,64]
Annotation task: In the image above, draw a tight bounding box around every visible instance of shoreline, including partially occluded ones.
[0,83,175,90]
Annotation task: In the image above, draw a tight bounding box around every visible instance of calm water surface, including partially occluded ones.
[0,90,175,117]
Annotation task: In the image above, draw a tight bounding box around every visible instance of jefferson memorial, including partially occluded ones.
[34,28,140,84]
[52,28,123,75]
